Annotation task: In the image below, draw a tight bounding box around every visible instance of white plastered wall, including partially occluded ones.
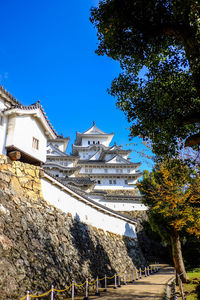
[6,115,47,162]
[82,137,110,147]
[41,177,137,238]
[0,98,8,155]
[88,195,147,211]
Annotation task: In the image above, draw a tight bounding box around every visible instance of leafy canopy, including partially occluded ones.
[90,0,200,157]
[137,159,200,238]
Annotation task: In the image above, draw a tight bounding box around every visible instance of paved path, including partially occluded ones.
[95,266,175,300]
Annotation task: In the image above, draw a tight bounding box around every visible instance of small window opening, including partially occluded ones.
[32,137,39,150]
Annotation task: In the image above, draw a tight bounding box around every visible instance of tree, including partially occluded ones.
[90,0,200,157]
[137,159,200,282]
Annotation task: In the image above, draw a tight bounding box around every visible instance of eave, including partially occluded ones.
[4,106,57,139]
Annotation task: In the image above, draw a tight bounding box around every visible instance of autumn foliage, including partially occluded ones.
[138,159,200,282]
[138,160,200,237]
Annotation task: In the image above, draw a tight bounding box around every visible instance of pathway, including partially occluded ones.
[94,266,175,300]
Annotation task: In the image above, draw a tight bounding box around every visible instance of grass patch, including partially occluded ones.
[178,268,200,299]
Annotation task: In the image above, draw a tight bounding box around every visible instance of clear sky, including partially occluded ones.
[1,0,153,171]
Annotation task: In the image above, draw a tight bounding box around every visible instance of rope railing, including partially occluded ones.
[19,263,160,300]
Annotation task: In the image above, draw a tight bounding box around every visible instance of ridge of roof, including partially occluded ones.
[105,153,140,165]
[82,121,111,135]
[43,162,80,171]
[47,143,70,157]
[3,101,58,137]
[0,85,21,106]
[64,177,95,185]
[78,159,141,165]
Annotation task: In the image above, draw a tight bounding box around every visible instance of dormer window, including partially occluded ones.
[32,137,39,150]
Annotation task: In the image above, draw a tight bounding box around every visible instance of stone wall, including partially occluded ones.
[118,210,169,262]
[0,155,145,300]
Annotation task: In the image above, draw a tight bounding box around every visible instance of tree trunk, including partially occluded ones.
[170,230,189,283]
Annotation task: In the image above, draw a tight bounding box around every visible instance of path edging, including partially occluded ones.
[164,275,176,300]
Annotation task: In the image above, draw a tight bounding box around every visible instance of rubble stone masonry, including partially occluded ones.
[0,155,145,300]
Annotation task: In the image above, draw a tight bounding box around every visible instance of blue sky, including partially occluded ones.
[1,0,153,171]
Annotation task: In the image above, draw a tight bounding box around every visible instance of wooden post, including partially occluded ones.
[51,285,54,300]
[8,151,21,161]
[114,274,117,289]
[104,275,107,292]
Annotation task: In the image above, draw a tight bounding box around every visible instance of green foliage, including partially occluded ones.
[90,0,200,157]
[137,159,200,237]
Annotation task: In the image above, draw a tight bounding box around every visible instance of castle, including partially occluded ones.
[44,122,145,211]
[0,86,146,212]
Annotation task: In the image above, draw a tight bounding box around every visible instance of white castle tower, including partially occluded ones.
[44,122,146,211]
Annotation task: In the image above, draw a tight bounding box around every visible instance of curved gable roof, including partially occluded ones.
[4,102,57,139]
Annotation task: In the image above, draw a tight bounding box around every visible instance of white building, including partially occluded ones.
[44,122,146,211]
[0,86,58,165]
[0,86,141,236]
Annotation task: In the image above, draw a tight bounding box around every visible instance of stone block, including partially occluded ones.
[32,182,41,191]
[10,176,23,196]
[0,234,13,250]
[0,172,10,183]
[25,190,38,201]
[24,181,33,190]
[16,168,24,177]
[18,177,29,186]
[24,168,36,177]
[0,164,8,171]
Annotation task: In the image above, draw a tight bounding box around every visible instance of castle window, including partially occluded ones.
[109,179,116,184]
[97,180,101,184]
[88,141,90,145]
[32,137,39,150]
[93,141,95,144]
